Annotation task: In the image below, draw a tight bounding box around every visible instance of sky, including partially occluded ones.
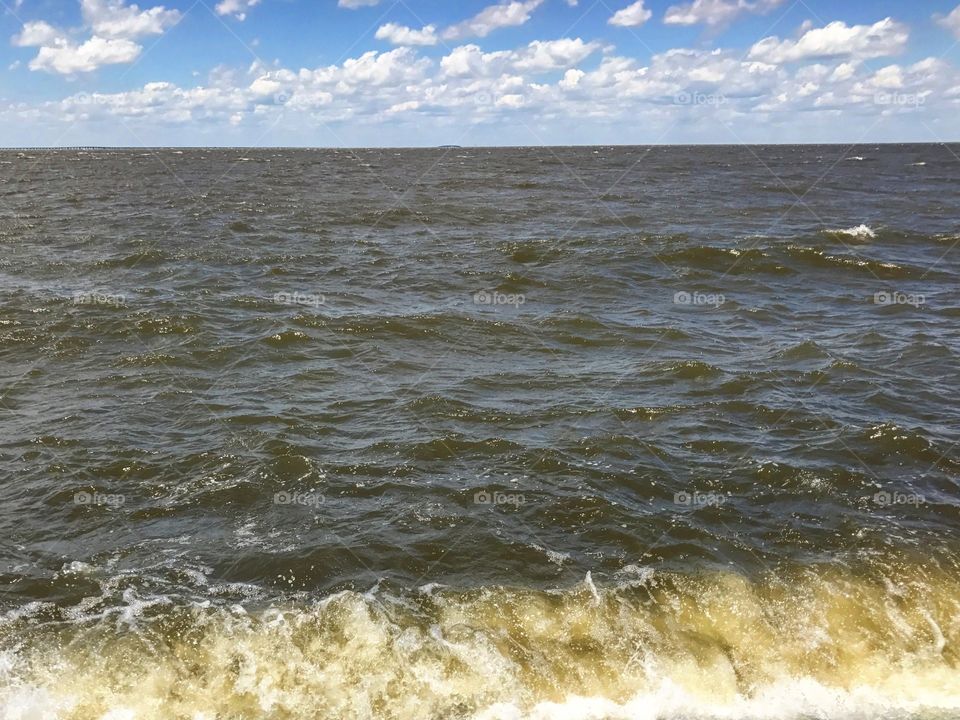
[1,0,959,146]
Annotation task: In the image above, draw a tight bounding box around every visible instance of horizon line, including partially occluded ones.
[2,141,958,151]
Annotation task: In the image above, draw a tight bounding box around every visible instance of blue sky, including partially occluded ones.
[2,0,959,146]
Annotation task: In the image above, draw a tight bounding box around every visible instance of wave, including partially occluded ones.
[785,246,916,278]
[94,249,171,268]
[372,434,525,460]
[654,359,723,380]
[823,224,877,240]
[265,329,312,346]
[228,220,255,233]
[862,422,960,473]
[2,565,959,719]
[499,241,564,264]
[657,246,791,275]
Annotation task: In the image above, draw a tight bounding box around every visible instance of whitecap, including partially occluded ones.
[826,224,876,240]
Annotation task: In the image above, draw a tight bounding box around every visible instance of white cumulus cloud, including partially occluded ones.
[443,0,544,40]
[560,68,585,89]
[214,0,260,21]
[609,1,652,28]
[936,4,960,39]
[440,38,601,77]
[748,18,908,64]
[12,0,180,74]
[81,0,181,37]
[12,21,64,47]
[513,38,603,71]
[386,100,420,114]
[664,0,784,27]
[375,23,439,46]
[31,36,141,74]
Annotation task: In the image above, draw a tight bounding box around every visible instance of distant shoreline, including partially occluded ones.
[1,141,957,151]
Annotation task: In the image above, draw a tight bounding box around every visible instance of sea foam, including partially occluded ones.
[2,566,959,720]
[825,224,877,239]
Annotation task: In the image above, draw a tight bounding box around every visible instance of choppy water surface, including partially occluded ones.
[1,145,959,719]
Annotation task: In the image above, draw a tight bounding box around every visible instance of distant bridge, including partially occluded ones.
[1,147,117,151]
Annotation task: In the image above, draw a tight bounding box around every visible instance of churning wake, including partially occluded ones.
[2,564,959,720]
